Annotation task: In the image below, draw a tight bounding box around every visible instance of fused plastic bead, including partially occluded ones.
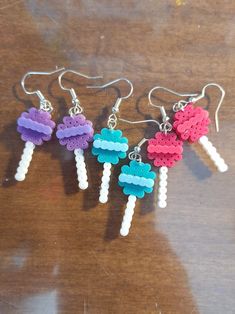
[198,136,228,172]
[92,128,128,165]
[118,160,156,198]
[74,148,89,189]
[17,107,55,145]
[157,166,168,208]
[56,114,94,151]
[147,132,183,168]
[99,162,112,203]
[120,195,137,236]
[173,102,211,143]
[15,141,35,181]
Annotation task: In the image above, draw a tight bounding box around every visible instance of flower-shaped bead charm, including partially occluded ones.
[173,102,211,143]
[56,114,94,151]
[92,128,128,165]
[17,107,55,145]
[119,160,156,198]
[119,160,156,236]
[15,107,56,182]
[147,132,183,168]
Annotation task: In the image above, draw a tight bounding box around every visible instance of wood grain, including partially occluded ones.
[0,1,234,313]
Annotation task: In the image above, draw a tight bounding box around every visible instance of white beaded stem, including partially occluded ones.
[198,136,228,173]
[120,195,137,236]
[74,148,88,190]
[99,162,112,203]
[15,141,35,181]
[158,166,168,208]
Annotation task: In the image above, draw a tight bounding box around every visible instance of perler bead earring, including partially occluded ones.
[15,67,65,181]
[173,83,228,172]
[144,95,184,208]
[56,70,102,190]
[87,78,133,203]
[149,84,228,173]
[115,120,158,236]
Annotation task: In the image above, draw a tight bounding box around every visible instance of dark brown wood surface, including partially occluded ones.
[0,1,235,313]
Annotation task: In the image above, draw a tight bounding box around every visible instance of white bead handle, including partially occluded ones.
[99,162,112,203]
[198,136,228,173]
[158,166,168,208]
[74,148,88,190]
[15,141,35,181]
[120,195,137,236]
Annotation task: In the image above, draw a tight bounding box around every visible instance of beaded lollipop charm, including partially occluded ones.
[88,78,133,203]
[15,68,64,181]
[147,126,183,208]
[92,128,128,202]
[119,141,156,236]
[172,83,228,172]
[56,70,101,190]
[147,91,185,208]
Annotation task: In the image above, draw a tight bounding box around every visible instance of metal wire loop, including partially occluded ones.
[189,83,225,132]
[58,69,102,116]
[172,100,188,112]
[21,67,65,111]
[128,150,142,162]
[87,78,133,125]
[40,99,53,113]
[160,121,172,134]
[107,113,118,129]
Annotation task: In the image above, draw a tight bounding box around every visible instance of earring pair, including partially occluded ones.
[14,67,102,185]
[116,83,228,236]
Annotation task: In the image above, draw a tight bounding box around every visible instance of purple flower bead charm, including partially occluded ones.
[56,114,94,190]
[15,107,56,182]
[56,114,94,151]
[17,107,55,145]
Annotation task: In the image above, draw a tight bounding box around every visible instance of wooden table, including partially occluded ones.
[0,1,234,313]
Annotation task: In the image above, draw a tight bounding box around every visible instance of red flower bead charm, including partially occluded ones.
[147,131,183,168]
[173,102,211,143]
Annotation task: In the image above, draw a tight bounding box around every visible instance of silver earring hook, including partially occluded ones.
[58,69,102,116]
[119,118,158,162]
[119,117,171,134]
[189,83,225,132]
[21,67,65,112]
[148,86,197,122]
[87,78,133,113]
[119,118,161,128]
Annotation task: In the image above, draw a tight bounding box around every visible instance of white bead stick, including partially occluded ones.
[74,148,88,190]
[120,195,137,236]
[198,136,228,173]
[158,166,168,208]
[15,141,35,181]
[99,162,112,203]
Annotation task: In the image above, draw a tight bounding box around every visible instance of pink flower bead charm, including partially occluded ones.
[173,102,211,143]
[147,132,183,168]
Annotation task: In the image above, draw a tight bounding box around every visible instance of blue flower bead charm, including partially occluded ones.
[92,128,129,204]
[119,160,156,236]
[92,128,128,164]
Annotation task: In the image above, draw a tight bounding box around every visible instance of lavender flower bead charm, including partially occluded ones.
[56,114,94,190]
[15,107,56,181]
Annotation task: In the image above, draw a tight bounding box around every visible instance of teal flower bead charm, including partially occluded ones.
[92,128,128,165]
[119,160,156,237]
[92,127,129,204]
[118,160,156,198]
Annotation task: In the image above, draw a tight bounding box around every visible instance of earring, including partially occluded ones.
[56,70,102,190]
[174,83,228,172]
[116,119,158,236]
[145,96,184,208]
[87,78,133,203]
[149,84,228,173]
[15,67,65,181]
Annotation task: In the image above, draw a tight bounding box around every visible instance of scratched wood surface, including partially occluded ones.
[0,1,235,313]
